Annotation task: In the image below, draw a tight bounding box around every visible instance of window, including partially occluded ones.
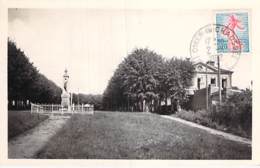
[211,78,216,86]
[197,65,203,71]
[197,78,201,89]
[222,78,227,89]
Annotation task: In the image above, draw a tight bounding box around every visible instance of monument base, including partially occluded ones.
[61,91,70,108]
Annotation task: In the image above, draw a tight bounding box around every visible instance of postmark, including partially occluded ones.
[190,24,241,70]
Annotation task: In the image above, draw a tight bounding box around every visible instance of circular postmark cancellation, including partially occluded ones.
[190,24,242,70]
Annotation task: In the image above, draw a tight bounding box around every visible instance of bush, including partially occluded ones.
[174,89,252,138]
[211,89,252,138]
[175,110,219,129]
[156,105,173,115]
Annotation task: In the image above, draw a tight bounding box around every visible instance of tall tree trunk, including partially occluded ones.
[142,99,146,112]
[165,92,168,106]
[146,99,151,113]
[153,98,157,112]
[153,98,156,113]
[158,97,161,112]
[139,100,143,112]
[170,98,174,112]
[176,99,181,112]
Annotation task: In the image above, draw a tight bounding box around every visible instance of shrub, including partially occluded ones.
[211,89,252,138]
[175,110,218,128]
[175,89,252,138]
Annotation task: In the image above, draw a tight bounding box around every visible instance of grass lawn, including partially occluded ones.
[8,110,49,139]
[36,111,251,159]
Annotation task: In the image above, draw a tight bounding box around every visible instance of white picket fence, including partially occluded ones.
[31,103,94,115]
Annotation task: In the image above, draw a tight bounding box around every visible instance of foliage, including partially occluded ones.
[211,89,252,138]
[102,48,195,112]
[175,89,252,138]
[159,58,194,111]
[8,39,62,108]
[175,110,222,130]
[72,93,103,110]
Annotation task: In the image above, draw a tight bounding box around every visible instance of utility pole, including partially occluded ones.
[205,61,208,111]
[217,55,222,104]
[77,88,79,105]
[70,92,72,106]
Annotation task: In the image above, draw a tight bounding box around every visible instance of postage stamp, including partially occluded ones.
[189,10,250,70]
[216,12,250,53]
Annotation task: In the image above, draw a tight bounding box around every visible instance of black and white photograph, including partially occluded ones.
[1,0,259,164]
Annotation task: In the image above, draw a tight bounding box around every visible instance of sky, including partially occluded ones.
[8,9,252,94]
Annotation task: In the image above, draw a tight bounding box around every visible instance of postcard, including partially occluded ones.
[0,0,260,167]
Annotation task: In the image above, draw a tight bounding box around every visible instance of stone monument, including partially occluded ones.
[61,69,70,109]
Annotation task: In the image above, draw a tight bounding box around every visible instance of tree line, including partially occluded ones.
[8,39,103,110]
[102,48,195,112]
[71,93,103,110]
[8,39,62,109]
[8,40,194,112]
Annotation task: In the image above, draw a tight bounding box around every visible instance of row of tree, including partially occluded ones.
[8,39,62,109]
[8,39,103,110]
[71,93,103,110]
[8,40,194,112]
[102,48,195,112]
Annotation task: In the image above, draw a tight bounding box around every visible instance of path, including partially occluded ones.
[161,115,251,145]
[8,115,70,158]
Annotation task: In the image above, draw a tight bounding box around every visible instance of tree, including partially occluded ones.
[102,48,164,112]
[72,93,103,110]
[8,39,62,109]
[102,66,126,111]
[8,40,38,102]
[163,58,195,111]
[103,48,195,113]
[121,48,164,112]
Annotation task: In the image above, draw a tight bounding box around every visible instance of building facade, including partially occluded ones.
[161,61,234,111]
[186,61,234,111]
[188,61,233,95]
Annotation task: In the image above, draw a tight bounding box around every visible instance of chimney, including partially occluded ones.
[207,60,215,67]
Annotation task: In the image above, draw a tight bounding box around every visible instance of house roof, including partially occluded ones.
[194,62,233,74]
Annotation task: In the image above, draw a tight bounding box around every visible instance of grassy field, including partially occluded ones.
[36,111,251,159]
[8,110,49,139]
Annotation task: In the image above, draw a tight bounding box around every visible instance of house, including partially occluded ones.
[161,61,236,112]
[187,61,233,95]
[186,61,235,111]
